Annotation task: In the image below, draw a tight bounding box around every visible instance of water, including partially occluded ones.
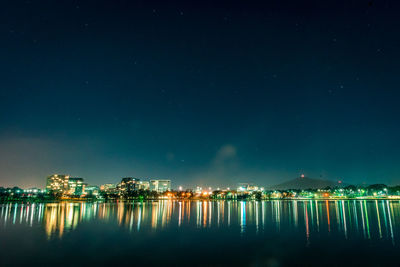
[0,200,399,266]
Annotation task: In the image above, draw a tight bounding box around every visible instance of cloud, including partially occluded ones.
[187,144,240,187]
[213,144,237,165]
[166,152,175,161]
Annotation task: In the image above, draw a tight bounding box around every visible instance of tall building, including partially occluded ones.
[67,178,84,196]
[138,181,150,190]
[150,180,171,193]
[46,174,70,194]
[119,177,140,194]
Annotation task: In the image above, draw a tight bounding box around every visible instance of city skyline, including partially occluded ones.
[0,166,397,189]
[3,172,399,201]
[0,172,397,191]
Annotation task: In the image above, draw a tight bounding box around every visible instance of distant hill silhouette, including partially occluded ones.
[270,175,343,190]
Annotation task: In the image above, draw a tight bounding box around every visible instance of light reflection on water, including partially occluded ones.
[0,200,399,244]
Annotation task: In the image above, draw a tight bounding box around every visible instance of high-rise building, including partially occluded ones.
[150,180,171,193]
[67,178,84,196]
[46,174,70,194]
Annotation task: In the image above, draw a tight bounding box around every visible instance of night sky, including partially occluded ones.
[1,1,400,188]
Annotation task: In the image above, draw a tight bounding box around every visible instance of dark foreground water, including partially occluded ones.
[0,200,399,266]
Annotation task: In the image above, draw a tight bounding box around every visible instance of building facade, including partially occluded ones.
[237,183,262,193]
[150,180,171,193]
[100,183,117,193]
[46,174,70,195]
[84,185,100,197]
[67,178,84,196]
[46,174,86,196]
[119,177,140,194]
[138,181,150,190]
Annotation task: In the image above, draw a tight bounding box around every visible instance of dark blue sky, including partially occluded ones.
[1,0,400,188]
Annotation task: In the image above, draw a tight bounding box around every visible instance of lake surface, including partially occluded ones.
[0,200,399,266]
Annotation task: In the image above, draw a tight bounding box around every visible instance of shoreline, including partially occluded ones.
[0,197,399,204]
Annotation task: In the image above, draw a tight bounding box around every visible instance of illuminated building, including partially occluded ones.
[24,188,41,194]
[237,183,248,192]
[46,174,85,197]
[138,181,150,190]
[100,183,117,193]
[67,178,84,196]
[84,185,100,197]
[237,183,260,193]
[195,186,202,194]
[150,180,171,193]
[23,188,45,197]
[119,177,140,194]
[46,174,70,194]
